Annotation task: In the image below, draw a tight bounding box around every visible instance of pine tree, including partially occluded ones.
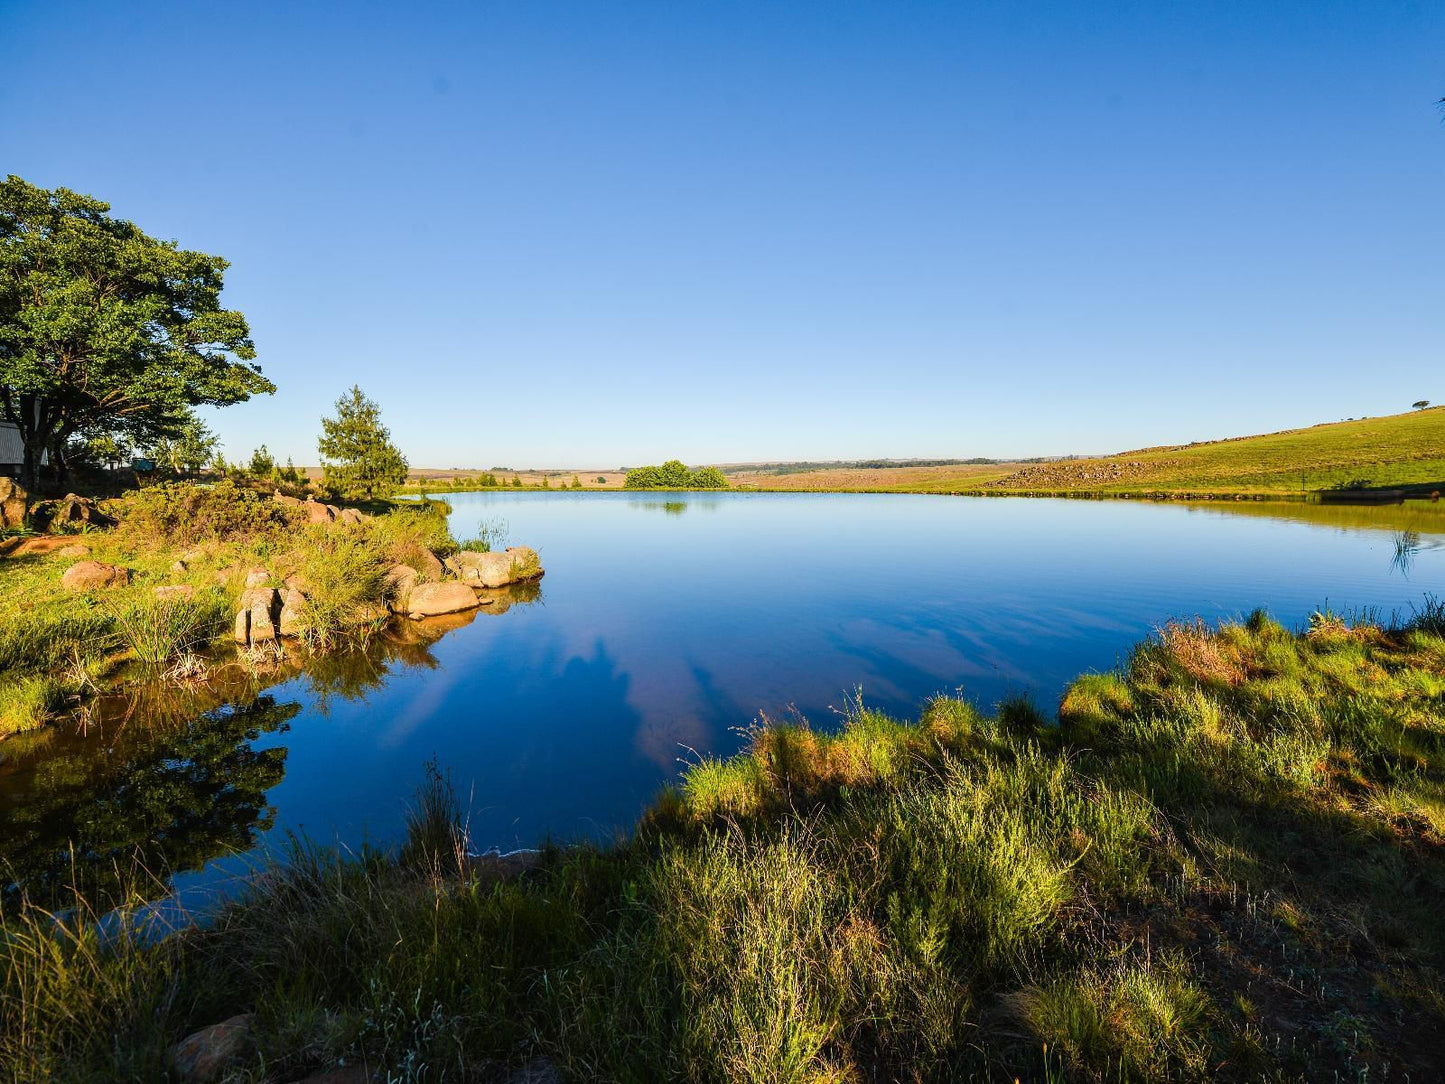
[316,385,408,500]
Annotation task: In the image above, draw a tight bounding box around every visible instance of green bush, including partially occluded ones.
[624,460,730,489]
[115,480,298,544]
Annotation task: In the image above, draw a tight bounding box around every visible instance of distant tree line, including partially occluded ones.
[624,459,729,489]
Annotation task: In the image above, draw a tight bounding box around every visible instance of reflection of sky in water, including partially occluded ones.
[13,492,1445,910]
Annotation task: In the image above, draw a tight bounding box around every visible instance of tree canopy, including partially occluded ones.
[0,176,272,487]
[624,460,730,490]
[317,385,408,500]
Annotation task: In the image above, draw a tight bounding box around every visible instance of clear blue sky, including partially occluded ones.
[2,1,1441,467]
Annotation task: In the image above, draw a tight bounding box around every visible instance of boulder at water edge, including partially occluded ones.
[405,581,479,619]
[167,1013,254,1084]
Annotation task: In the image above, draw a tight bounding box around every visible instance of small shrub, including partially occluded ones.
[115,480,298,544]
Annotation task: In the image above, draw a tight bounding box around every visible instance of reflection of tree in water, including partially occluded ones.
[627,498,724,517]
[0,696,299,912]
[0,583,547,911]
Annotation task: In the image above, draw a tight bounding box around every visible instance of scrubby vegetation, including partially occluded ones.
[3,609,1443,1081]
[0,483,458,736]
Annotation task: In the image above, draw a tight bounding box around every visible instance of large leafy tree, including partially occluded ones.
[317,385,408,500]
[0,176,272,488]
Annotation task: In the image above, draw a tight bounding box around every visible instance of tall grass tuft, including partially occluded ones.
[110,591,230,665]
[292,532,392,647]
[399,759,470,876]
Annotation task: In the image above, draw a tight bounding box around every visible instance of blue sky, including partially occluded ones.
[2,1,1441,467]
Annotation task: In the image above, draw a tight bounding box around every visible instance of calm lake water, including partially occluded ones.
[4,492,1444,910]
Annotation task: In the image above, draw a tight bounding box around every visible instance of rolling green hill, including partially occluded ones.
[972,407,1445,496]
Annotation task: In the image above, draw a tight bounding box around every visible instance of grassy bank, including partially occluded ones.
[4,607,1444,1081]
[0,482,459,737]
[729,407,1445,498]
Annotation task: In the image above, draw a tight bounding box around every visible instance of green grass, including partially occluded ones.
[969,406,1445,496]
[4,610,1444,1080]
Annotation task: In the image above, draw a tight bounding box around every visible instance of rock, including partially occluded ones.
[453,550,516,588]
[383,564,420,612]
[339,507,366,526]
[413,548,445,581]
[506,546,543,580]
[239,587,280,643]
[3,535,75,558]
[55,543,90,558]
[167,1013,254,1083]
[37,493,114,531]
[405,581,480,619]
[303,500,336,524]
[154,584,196,601]
[0,477,27,530]
[60,560,129,591]
[278,588,307,637]
[272,491,304,509]
[243,567,270,588]
[172,559,190,574]
[234,608,251,643]
[283,571,309,593]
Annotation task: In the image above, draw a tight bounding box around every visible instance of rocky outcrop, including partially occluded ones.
[167,1013,254,1084]
[446,547,545,589]
[35,493,115,531]
[405,581,479,619]
[0,477,26,530]
[243,567,270,588]
[60,560,129,591]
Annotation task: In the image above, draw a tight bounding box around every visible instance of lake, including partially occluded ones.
[3,492,1443,911]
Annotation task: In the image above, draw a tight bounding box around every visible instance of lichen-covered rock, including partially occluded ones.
[167,1013,254,1083]
[55,543,90,558]
[243,567,270,588]
[405,581,479,619]
[154,584,196,601]
[60,560,129,591]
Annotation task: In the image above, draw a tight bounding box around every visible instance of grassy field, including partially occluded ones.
[730,408,1445,497]
[4,608,1443,1081]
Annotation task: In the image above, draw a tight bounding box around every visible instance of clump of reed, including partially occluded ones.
[109,591,230,666]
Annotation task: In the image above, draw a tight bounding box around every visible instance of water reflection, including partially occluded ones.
[0,581,545,911]
[0,696,298,912]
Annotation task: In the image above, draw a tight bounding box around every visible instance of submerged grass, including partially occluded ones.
[3,611,1445,1080]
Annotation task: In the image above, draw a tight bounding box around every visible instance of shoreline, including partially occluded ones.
[4,607,1443,1081]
